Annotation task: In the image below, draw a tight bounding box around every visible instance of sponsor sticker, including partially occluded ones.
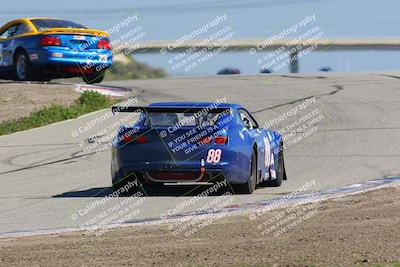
[263,136,271,167]
[30,54,38,60]
[99,54,108,63]
[51,52,63,58]
[73,35,86,40]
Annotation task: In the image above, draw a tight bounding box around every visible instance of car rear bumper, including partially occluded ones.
[111,160,247,185]
[113,168,225,184]
[111,143,251,185]
[31,47,113,71]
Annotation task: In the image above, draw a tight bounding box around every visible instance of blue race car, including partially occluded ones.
[0,18,112,84]
[111,102,287,194]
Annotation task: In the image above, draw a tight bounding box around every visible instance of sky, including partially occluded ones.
[1,0,399,75]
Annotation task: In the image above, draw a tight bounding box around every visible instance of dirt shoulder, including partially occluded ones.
[0,82,80,123]
[0,186,399,267]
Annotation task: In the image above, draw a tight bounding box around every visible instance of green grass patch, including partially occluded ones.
[0,91,117,136]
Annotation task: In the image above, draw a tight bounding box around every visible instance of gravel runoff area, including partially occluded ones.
[0,185,399,266]
[0,82,80,123]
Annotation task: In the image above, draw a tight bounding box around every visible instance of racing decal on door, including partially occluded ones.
[263,136,271,167]
[206,148,222,163]
[269,151,276,179]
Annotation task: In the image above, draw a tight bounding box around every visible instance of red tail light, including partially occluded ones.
[122,134,147,144]
[200,136,212,145]
[135,135,148,144]
[122,134,133,144]
[41,36,61,46]
[97,39,111,50]
[214,136,228,144]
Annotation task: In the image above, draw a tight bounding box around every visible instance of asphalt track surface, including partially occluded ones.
[1,72,400,235]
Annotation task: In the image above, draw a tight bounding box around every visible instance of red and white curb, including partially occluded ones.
[75,84,131,97]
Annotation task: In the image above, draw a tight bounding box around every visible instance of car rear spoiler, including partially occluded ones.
[111,106,231,114]
[40,28,109,37]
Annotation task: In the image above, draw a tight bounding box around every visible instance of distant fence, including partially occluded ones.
[115,38,400,73]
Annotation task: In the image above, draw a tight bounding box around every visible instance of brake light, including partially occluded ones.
[41,36,61,46]
[122,134,133,144]
[135,135,148,144]
[97,39,111,50]
[214,136,228,144]
[200,136,212,145]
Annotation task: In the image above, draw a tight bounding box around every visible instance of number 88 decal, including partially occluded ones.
[206,149,222,163]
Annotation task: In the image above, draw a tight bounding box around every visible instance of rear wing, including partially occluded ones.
[40,28,109,37]
[111,106,232,114]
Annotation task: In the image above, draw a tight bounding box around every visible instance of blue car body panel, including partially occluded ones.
[111,102,283,186]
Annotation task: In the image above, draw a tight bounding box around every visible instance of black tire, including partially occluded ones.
[14,51,32,81]
[282,150,287,181]
[82,70,105,84]
[232,152,257,194]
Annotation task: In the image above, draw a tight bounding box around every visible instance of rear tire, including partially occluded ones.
[232,152,257,194]
[83,70,105,84]
[14,51,32,81]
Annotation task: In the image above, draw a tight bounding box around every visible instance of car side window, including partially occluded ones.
[4,24,20,38]
[0,23,29,39]
[0,26,11,39]
[238,109,259,129]
[15,23,31,36]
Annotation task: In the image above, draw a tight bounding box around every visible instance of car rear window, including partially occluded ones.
[145,112,223,127]
[31,19,86,31]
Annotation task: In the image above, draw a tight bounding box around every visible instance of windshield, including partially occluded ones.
[31,19,86,31]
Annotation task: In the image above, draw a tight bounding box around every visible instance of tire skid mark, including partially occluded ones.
[0,143,78,148]
[1,145,78,169]
[251,84,344,114]
[0,152,96,176]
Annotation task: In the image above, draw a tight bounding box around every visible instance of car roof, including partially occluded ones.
[23,18,66,21]
[1,18,70,32]
[148,102,244,110]
[2,18,62,25]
